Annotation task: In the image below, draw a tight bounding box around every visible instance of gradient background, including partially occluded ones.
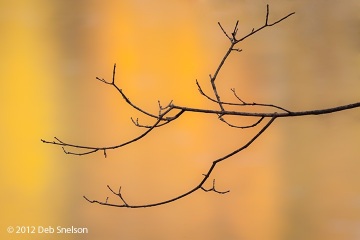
[1,1,360,240]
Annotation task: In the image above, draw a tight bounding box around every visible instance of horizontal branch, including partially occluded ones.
[41,102,360,156]
[172,102,360,118]
[41,108,185,156]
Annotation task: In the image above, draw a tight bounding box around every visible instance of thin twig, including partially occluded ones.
[40,5,360,209]
[196,80,291,113]
[41,101,360,156]
[219,116,265,129]
[207,5,295,112]
[201,179,230,194]
[218,22,232,41]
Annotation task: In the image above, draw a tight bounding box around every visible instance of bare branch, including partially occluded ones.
[234,5,295,44]
[83,117,276,208]
[197,80,291,113]
[41,100,360,157]
[218,22,232,41]
[41,4,360,209]
[42,4,296,157]
[96,64,161,120]
[219,116,265,129]
[131,109,184,129]
[207,5,295,112]
[170,102,360,118]
[230,88,246,104]
[61,146,99,156]
[231,20,239,41]
[41,109,172,156]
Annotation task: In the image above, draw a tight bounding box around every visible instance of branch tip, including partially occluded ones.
[218,22,232,41]
[265,4,270,25]
[201,178,230,194]
[112,63,116,84]
[83,195,91,203]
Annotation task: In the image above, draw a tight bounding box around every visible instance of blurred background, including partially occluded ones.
[1,0,359,239]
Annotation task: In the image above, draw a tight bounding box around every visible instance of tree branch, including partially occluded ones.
[210,5,295,111]
[83,116,276,208]
[41,4,359,208]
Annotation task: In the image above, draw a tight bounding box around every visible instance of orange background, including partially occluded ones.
[1,1,359,240]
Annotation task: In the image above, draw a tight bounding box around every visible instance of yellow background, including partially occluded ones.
[1,1,359,240]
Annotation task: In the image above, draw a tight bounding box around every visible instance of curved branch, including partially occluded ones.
[41,107,184,157]
[219,116,265,129]
[42,5,297,157]
[171,102,360,118]
[83,116,276,208]
[201,179,230,194]
[40,4,359,209]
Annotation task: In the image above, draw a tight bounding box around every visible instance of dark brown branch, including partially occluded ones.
[219,116,265,129]
[42,5,296,157]
[230,88,292,113]
[41,101,360,156]
[196,80,291,113]
[40,4,360,209]
[96,63,161,120]
[61,146,99,156]
[171,102,360,118]
[234,5,295,44]
[83,117,276,208]
[107,185,129,206]
[131,109,184,129]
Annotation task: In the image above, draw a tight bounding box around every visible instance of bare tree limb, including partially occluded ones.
[209,5,295,111]
[83,116,276,208]
[41,4,359,208]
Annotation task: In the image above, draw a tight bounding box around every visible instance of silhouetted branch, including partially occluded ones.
[83,116,276,208]
[41,4,360,208]
[196,80,291,113]
[219,116,265,129]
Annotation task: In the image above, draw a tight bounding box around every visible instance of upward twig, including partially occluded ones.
[210,4,295,111]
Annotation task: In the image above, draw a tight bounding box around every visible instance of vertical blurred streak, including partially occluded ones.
[0,0,68,238]
[277,1,360,240]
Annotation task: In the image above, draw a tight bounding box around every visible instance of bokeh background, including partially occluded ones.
[1,0,359,239]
